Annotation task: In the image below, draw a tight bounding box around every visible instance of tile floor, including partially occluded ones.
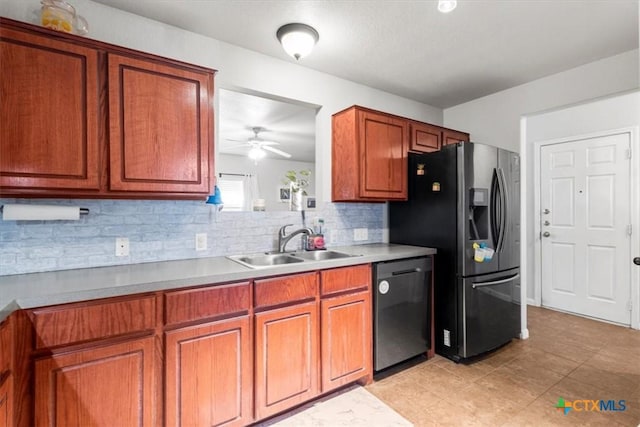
[366,306,640,426]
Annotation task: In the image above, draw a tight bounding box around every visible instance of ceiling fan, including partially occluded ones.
[226,126,292,161]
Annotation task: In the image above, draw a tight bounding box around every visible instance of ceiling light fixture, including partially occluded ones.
[248,146,266,161]
[276,23,319,60]
[438,0,457,13]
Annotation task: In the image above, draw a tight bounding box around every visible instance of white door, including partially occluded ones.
[540,132,632,325]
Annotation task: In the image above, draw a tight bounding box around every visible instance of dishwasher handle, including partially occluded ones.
[391,268,422,276]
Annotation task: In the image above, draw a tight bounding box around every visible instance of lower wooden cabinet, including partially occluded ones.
[255,301,319,420]
[165,316,252,427]
[320,290,372,392]
[0,375,13,427]
[15,264,374,426]
[34,336,158,427]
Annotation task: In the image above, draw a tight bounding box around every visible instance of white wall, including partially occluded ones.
[218,154,315,211]
[0,0,443,205]
[443,50,640,152]
[523,91,640,328]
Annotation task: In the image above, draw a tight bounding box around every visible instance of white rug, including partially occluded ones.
[258,385,413,426]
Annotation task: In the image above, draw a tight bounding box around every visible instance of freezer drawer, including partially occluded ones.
[461,269,520,358]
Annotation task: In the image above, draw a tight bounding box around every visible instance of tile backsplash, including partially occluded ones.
[0,199,384,276]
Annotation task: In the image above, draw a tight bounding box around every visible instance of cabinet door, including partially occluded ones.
[34,336,158,427]
[410,121,441,153]
[0,375,13,427]
[108,54,213,194]
[165,316,252,427]
[321,291,372,392]
[442,129,469,146]
[0,27,100,192]
[255,301,319,420]
[358,110,408,199]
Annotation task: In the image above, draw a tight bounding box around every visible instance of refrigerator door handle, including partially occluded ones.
[496,168,509,252]
[472,273,520,288]
[490,169,500,249]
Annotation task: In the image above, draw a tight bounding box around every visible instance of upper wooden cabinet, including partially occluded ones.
[332,105,469,201]
[108,54,213,194]
[442,128,470,147]
[409,122,470,153]
[0,26,100,192]
[409,121,442,153]
[332,106,408,201]
[0,18,215,199]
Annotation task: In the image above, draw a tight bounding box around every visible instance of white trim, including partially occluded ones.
[526,298,537,306]
[532,128,542,307]
[519,117,529,339]
[531,126,639,329]
[631,126,640,329]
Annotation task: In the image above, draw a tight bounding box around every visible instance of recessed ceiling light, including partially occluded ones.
[438,0,457,13]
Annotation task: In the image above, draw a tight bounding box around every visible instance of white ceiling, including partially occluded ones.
[93,0,638,109]
[92,0,638,162]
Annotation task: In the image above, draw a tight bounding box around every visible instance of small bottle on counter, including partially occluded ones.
[306,234,326,251]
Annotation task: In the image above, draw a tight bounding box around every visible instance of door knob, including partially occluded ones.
[542,232,550,237]
[543,209,550,214]
[634,257,640,266]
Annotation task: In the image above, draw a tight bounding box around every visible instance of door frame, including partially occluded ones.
[532,126,640,329]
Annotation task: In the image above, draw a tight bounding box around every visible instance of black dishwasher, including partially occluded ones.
[373,256,431,371]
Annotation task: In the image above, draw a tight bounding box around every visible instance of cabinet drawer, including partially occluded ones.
[254,273,318,309]
[30,295,156,349]
[320,264,371,296]
[164,281,251,327]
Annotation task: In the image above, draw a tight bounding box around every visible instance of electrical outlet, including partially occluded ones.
[195,233,207,251]
[353,228,368,241]
[115,237,129,257]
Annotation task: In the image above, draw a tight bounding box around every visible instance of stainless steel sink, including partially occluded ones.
[228,253,304,268]
[227,250,359,269]
[290,250,354,261]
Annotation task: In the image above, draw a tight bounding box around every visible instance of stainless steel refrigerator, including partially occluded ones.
[389,142,521,362]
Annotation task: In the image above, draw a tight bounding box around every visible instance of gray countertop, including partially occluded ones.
[0,243,436,322]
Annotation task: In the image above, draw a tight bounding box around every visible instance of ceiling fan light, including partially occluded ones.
[438,0,457,13]
[248,146,266,160]
[277,23,319,60]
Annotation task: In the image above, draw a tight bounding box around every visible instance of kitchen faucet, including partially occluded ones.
[278,224,314,253]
